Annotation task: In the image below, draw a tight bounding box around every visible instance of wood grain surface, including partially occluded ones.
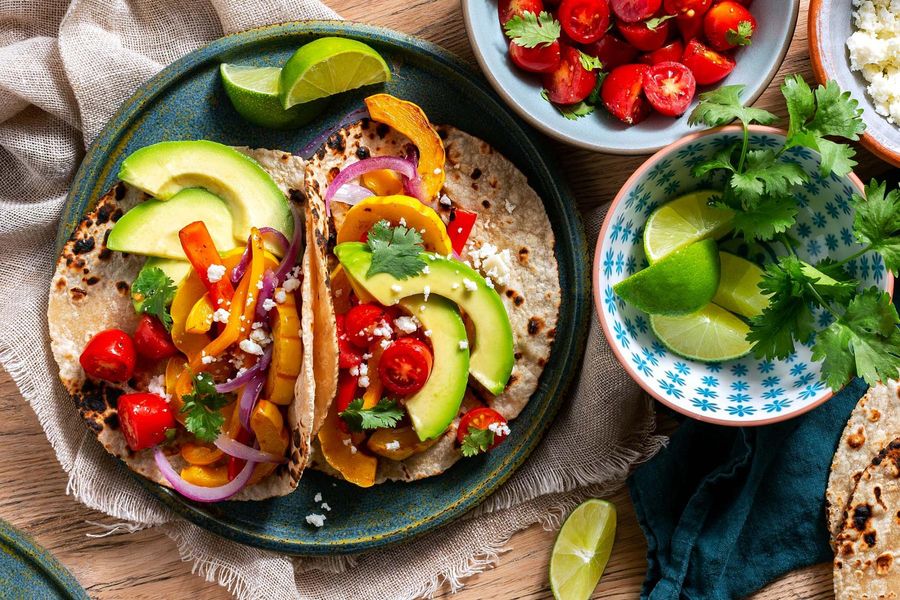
[0,0,887,597]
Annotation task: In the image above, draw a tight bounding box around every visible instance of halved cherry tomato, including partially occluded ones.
[344,303,386,350]
[80,329,136,383]
[498,0,544,24]
[601,63,652,124]
[448,208,478,256]
[642,61,696,116]
[641,40,684,64]
[542,45,598,104]
[618,16,672,52]
[336,314,363,369]
[703,1,756,50]
[118,392,175,451]
[663,0,710,17]
[584,34,639,70]
[675,12,704,41]
[456,407,509,450]
[681,38,735,84]
[335,370,360,434]
[609,0,661,22]
[178,221,234,310]
[133,315,178,361]
[378,338,434,396]
[509,40,562,73]
[558,0,610,44]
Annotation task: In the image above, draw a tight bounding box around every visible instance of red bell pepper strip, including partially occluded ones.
[178,221,235,308]
[227,426,252,481]
[447,209,477,256]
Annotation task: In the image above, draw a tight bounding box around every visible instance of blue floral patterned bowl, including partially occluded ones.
[594,125,894,425]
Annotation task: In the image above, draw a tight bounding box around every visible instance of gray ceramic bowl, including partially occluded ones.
[810,0,900,167]
[462,0,800,154]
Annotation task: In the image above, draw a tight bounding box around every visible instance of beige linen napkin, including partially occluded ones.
[0,1,665,598]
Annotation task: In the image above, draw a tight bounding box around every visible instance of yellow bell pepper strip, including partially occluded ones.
[360,169,404,196]
[180,464,230,487]
[185,294,215,334]
[170,273,211,362]
[364,94,446,201]
[178,221,235,309]
[180,442,224,466]
[248,399,289,485]
[367,426,440,461]
[264,289,302,406]
[166,355,189,423]
[336,195,453,255]
[318,405,378,488]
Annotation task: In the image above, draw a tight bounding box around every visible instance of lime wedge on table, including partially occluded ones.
[220,64,325,129]
[651,304,753,362]
[550,499,616,600]
[614,239,720,316]
[280,37,391,108]
[643,190,734,263]
[713,252,771,318]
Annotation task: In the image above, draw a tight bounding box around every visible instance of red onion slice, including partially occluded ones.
[332,183,374,206]
[273,204,303,284]
[300,107,369,158]
[238,371,266,431]
[324,156,422,216]
[230,229,290,285]
[153,446,255,503]
[214,435,285,463]
[254,269,277,322]
[214,345,272,393]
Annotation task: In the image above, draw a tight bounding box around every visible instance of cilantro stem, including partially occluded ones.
[779,234,797,257]
[830,246,871,268]
[805,282,842,319]
[737,122,750,173]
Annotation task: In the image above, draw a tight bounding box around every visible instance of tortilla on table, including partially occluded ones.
[47,148,314,500]
[303,120,561,483]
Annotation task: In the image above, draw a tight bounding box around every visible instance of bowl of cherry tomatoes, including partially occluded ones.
[462,0,800,154]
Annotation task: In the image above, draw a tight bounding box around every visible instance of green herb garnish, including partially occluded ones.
[460,426,495,457]
[645,14,675,31]
[339,398,404,431]
[502,11,560,48]
[180,372,230,443]
[578,50,603,72]
[131,266,177,330]
[726,20,754,47]
[365,220,427,280]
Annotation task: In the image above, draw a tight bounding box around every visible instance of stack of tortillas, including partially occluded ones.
[827,380,900,599]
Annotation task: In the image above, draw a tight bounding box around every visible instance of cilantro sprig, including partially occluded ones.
[726,20,754,47]
[503,11,560,48]
[365,220,427,280]
[339,398,404,432]
[131,266,176,330]
[180,372,230,443]
[460,426,495,457]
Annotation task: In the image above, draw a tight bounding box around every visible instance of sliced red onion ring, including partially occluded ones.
[153,446,255,503]
[332,183,374,206]
[238,370,266,431]
[214,345,272,393]
[214,435,285,464]
[254,269,277,322]
[260,227,289,255]
[324,156,422,216]
[299,107,370,158]
[230,236,252,285]
[273,204,303,284]
[402,145,426,201]
[230,229,290,285]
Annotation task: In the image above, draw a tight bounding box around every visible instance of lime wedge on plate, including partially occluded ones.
[643,190,734,263]
[550,499,616,600]
[713,252,770,318]
[651,304,753,362]
[280,37,391,108]
[613,239,720,316]
[220,64,325,129]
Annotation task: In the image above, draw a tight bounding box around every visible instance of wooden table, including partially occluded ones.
[0,0,889,597]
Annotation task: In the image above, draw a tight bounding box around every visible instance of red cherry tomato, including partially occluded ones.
[601,63,651,124]
[609,0,661,22]
[378,338,434,396]
[509,40,562,73]
[675,12,704,41]
[456,407,510,449]
[557,0,610,44]
[584,34,639,70]
[79,329,136,383]
[703,1,756,50]
[663,0,710,17]
[335,370,360,434]
[642,61,696,116]
[336,314,363,369]
[498,0,544,24]
[133,315,178,361]
[344,303,386,350]
[618,17,673,52]
[118,392,175,451]
[640,40,684,64]
[681,38,735,84]
[542,45,598,104]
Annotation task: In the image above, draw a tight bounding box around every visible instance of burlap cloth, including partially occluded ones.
[0,1,665,598]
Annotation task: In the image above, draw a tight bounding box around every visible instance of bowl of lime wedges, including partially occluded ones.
[595,86,895,425]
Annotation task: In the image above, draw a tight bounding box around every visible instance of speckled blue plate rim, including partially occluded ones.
[0,518,89,599]
[60,20,590,556]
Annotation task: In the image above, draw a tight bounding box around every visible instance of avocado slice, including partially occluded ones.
[131,257,192,312]
[335,242,514,395]
[117,140,292,251]
[108,188,236,259]
[397,295,469,441]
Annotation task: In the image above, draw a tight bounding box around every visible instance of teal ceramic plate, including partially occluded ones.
[0,519,88,599]
[59,21,589,555]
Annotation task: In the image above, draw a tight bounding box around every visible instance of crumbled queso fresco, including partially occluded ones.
[467,243,513,287]
[305,513,326,528]
[847,0,900,126]
[206,264,226,283]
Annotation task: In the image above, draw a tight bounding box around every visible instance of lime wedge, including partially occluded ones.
[220,63,325,129]
[713,252,771,318]
[643,190,734,263]
[550,499,616,600]
[651,304,753,362]
[614,239,720,316]
[280,37,391,108]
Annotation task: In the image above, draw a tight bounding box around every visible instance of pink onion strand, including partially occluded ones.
[153,446,255,503]
[214,435,285,464]
[324,156,422,216]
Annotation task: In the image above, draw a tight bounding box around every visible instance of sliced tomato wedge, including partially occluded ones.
[542,44,598,104]
[640,40,684,65]
[601,63,652,125]
[617,16,672,52]
[499,0,544,24]
[378,338,434,396]
[335,370,360,434]
[558,0,610,44]
[609,0,661,22]
[681,38,736,84]
[584,33,639,70]
[336,314,363,369]
[509,40,562,73]
[642,61,696,116]
[344,303,386,350]
[456,407,510,450]
[118,392,176,451]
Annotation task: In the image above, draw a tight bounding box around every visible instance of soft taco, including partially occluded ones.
[49,142,315,502]
[303,94,561,487]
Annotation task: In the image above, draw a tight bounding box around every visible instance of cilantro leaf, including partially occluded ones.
[339,398,404,432]
[365,220,427,280]
[578,50,603,71]
[692,144,739,179]
[688,85,778,129]
[646,14,675,31]
[460,425,495,458]
[541,88,595,120]
[180,372,230,443]
[726,20,754,47]
[747,257,820,359]
[852,180,900,274]
[728,193,799,241]
[131,266,177,330]
[503,11,560,48]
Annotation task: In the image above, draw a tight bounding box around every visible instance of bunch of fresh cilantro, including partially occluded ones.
[688,75,900,389]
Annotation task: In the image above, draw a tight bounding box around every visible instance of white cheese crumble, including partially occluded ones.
[283,277,300,293]
[206,264,226,283]
[463,278,477,292]
[439,194,452,207]
[847,0,900,125]
[314,492,322,502]
[239,339,264,355]
[380,339,393,349]
[488,421,511,437]
[468,243,513,287]
[256,279,264,290]
[422,265,430,274]
[385,440,401,451]
[262,298,276,312]
[321,502,332,512]
[423,285,431,301]
[394,316,419,334]
[459,340,469,350]
[201,354,216,365]
[505,200,517,214]
[433,167,442,175]
[399,217,407,227]
[452,282,460,290]
[305,514,326,528]
[249,328,272,346]
[391,283,402,293]
[212,308,231,323]
[148,375,169,401]
[423,329,432,338]
[358,376,370,388]
[274,289,287,304]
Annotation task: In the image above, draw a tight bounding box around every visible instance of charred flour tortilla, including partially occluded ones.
[827,381,900,544]
[304,119,561,483]
[48,148,315,500]
[833,439,900,599]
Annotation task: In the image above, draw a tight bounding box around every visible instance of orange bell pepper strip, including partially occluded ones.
[180,443,224,466]
[237,228,266,337]
[180,464,229,487]
[178,221,235,309]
